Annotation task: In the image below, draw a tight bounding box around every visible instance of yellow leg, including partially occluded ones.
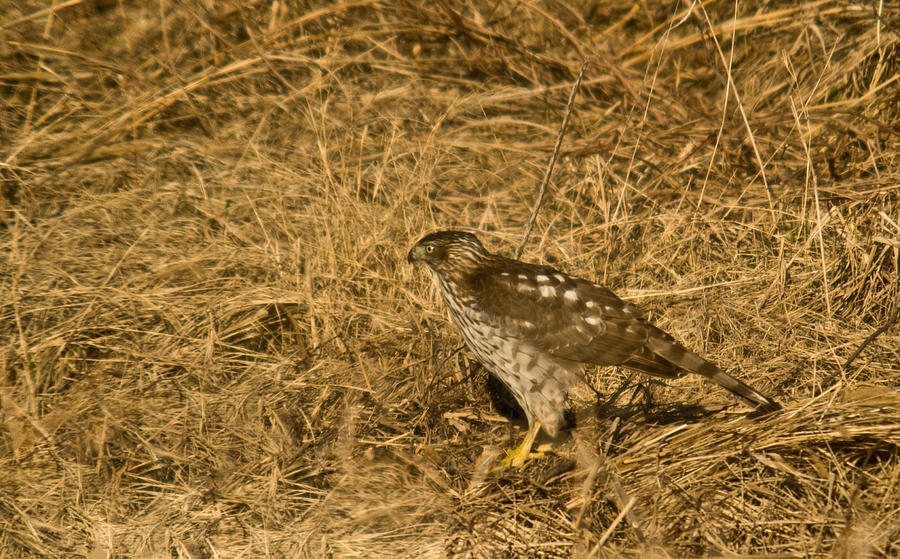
[500,421,545,468]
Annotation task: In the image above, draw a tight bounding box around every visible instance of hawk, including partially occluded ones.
[408,230,780,467]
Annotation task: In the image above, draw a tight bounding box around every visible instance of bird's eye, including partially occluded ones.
[424,245,435,254]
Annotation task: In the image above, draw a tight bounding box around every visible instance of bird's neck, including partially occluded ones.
[430,267,478,309]
[432,270,465,297]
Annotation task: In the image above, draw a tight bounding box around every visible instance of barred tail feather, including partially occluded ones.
[645,329,781,412]
[703,367,782,412]
[621,345,681,379]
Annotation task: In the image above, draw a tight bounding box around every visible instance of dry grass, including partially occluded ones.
[2,0,899,557]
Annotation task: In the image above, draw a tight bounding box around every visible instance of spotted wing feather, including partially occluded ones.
[470,258,655,366]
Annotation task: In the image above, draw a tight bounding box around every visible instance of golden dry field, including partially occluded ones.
[2,1,899,557]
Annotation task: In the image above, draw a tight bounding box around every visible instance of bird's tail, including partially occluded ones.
[645,327,781,412]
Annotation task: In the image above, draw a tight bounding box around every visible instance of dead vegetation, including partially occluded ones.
[1,0,899,557]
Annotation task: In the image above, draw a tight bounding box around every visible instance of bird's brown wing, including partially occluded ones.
[469,259,656,367]
[469,258,780,411]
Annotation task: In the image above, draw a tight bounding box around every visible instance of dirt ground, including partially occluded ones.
[2,1,899,557]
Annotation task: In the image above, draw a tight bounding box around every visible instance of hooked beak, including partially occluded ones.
[407,245,423,264]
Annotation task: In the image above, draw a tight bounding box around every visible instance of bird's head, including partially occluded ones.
[407,230,487,276]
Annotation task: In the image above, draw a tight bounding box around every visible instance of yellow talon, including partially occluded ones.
[500,421,545,468]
